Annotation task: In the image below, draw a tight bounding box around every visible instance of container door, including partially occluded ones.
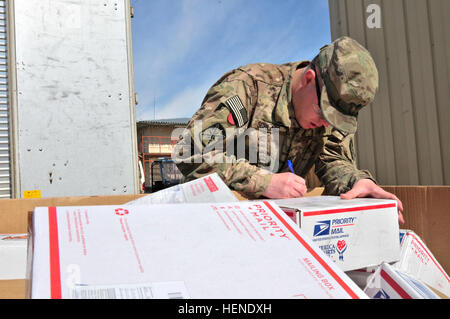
[12,0,138,198]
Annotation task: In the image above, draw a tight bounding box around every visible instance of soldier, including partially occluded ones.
[173,36,404,224]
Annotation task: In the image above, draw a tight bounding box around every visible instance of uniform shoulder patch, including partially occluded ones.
[225,95,248,128]
[330,127,348,141]
[200,123,226,147]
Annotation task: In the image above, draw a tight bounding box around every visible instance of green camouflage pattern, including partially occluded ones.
[314,36,379,134]
[174,60,375,198]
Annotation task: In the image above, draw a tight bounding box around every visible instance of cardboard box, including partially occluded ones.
[364,262,440,299]
[381,186,450,277]
[0,194,147,299]
[294,186,450,276]
[126,173,238,205]
[30,201,367,299]
[273,196,400,271]
[393,229,450,297]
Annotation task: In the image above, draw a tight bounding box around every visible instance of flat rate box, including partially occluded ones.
[126,173,238,205]
[30,201,367,299]
[364,262,440,299]
[273,196,401,271]
[394,229,450,297]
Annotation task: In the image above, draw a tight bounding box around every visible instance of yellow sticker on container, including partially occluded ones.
[24,190,41,199]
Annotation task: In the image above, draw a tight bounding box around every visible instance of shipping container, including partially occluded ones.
[3,0,139,198]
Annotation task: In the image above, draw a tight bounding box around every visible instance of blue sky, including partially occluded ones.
[130,0,331,121]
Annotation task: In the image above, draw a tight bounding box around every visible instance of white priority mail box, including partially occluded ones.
[394,229,450,297]
[30,201,368,299]
[126,173,238,205]
[364,262,440,299]
[273,196,400,271]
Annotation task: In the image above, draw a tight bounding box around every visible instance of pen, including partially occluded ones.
[287,159,295,174]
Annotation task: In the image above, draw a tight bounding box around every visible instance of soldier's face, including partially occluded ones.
[292,67,330,130]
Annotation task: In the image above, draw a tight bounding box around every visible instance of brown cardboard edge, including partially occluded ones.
[381,186,450,274]
[427,284,449,299]
[0,280,26,299]
[0,194,147,234]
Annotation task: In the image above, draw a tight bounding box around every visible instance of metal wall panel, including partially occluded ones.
[0,0,11,198]
[12,0,138,197]
[328,0,450,185]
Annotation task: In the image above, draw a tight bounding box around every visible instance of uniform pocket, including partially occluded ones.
[249,119,287,172]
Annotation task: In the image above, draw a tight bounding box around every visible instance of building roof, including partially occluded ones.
[137,117,191,126]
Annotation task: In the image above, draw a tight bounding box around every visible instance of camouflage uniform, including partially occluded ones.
[173,37,377,198]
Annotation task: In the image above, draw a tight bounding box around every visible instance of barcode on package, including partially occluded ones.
[69,281,189,299]
[71,284,153,299]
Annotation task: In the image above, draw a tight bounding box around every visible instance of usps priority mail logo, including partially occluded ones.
[313,220,331,237]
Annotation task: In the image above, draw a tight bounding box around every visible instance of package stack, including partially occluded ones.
[274,197,449,299]
[362,229,449,299]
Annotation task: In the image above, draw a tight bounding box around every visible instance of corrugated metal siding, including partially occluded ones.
[0,0,10,198]
[328,0,450,185]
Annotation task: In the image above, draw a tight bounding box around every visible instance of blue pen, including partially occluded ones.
[287,159,295,173]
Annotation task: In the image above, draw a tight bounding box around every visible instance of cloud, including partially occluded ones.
[132,0,239,118]
[137,81,211,121]
[132,0,332,121]
[132,0,238,75]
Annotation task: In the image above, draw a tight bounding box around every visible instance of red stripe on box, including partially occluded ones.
[406,232,450,282]
[380,269,412,299]
[48,207,62,299]
[263,201,360,299]
[303,203,396,217]
[204,176,218,192]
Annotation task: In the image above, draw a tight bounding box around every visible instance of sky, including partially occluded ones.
[130,0,331,121]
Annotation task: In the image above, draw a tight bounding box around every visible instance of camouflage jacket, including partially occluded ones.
[173,61,375,198]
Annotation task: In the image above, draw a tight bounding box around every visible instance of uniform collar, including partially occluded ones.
[272,60,310,129]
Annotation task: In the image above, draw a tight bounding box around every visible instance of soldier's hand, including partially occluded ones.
[340,178,405,224]
[262,172,307,199]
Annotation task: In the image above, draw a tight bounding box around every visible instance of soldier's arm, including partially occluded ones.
[314,128,376,195]
[315,129,404,223]
[173,70,273,198]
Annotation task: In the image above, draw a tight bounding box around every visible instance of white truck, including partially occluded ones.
[2,0,140,198]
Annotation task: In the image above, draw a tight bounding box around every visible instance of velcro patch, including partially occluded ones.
[200,123,226,146]
[225,95,248,127]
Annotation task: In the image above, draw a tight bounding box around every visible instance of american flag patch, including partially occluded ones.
[225,95,248,127]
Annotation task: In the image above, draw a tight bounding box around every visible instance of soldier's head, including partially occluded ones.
[292,36,379,133]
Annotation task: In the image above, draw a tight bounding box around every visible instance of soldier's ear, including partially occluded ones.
[301,68,315,87]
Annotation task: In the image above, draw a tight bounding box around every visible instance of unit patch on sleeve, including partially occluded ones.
[199,123,226,146]
[225,95,248,128]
